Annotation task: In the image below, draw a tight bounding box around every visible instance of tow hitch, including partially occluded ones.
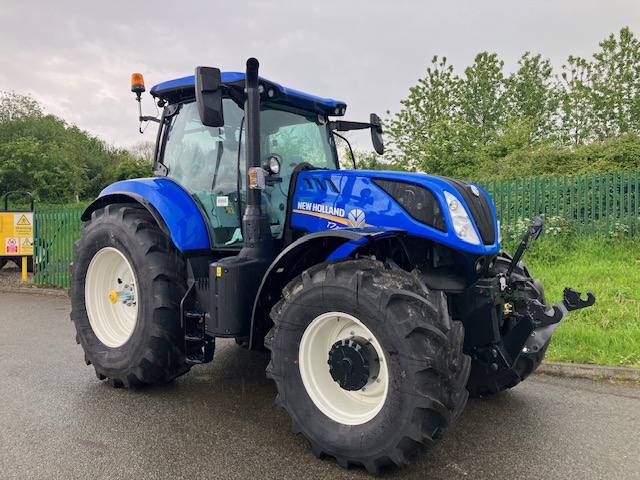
[464,217,596,372]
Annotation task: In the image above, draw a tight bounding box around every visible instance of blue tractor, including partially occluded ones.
[70,59,594,473]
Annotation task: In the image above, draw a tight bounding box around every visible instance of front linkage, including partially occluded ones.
[460,217,595,374]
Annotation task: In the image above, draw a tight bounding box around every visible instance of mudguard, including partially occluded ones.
[82,178,210,251]
[248,227,405,349]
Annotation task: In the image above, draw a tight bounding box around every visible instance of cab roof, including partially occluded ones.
[150,71,347,117]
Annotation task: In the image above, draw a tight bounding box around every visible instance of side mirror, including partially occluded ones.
[195,66,224,127]
[370,113,384,155]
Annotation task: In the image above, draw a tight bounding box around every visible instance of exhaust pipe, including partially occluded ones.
[240,57,273,258]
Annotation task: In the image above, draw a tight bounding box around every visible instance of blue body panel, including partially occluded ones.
[151,72,245,93]
[95,173,498,256]
[99,178,209,251]
[290,170,500,256]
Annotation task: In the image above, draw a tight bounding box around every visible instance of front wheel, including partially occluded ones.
[266,259,470,474]
[70,205,189,388]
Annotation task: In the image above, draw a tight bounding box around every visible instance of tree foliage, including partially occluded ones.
[0,92,152,204]
[385,27,640,180]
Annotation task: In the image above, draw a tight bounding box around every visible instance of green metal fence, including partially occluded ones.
[479,171,640,241]
[33,206,84,289]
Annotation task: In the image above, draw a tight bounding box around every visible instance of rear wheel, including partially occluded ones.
[266,259,470,474]
[70,204,189,388]
[466,253,549,397]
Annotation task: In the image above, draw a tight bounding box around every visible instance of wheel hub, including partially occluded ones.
[108,285,135,306]
[328,337,379,391]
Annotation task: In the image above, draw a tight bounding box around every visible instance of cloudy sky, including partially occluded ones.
[1,1,639,150]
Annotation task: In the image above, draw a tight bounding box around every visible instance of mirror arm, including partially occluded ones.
[328,120,372,132]
[139,116,161,123]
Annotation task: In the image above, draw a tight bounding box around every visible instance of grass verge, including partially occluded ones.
[509,237,640,368]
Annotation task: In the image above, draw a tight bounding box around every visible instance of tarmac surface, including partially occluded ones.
[1,287,639,479]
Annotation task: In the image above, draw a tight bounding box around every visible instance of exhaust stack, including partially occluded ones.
[240,57,273,259]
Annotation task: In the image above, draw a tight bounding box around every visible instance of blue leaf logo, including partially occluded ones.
[348,209,366,227]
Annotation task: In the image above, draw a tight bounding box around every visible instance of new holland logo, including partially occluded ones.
[348,209,366,227]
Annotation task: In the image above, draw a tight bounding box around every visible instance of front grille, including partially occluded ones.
[373,179,446,232]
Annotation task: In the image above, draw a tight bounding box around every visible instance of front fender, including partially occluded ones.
[248,228,405,349]
[82,178,210,251]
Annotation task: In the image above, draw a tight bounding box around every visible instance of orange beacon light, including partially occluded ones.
[131,73,145,96]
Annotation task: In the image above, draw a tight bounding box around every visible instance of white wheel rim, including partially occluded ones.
[299,312,389,425]
[85,247,139,348]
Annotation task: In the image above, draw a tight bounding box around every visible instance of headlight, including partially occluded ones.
[263,155,281,175]
[444,191,481,245]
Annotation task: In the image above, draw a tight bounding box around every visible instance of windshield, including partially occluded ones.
[161,99,338,247]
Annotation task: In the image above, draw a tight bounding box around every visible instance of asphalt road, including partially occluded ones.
[1,292,639,480]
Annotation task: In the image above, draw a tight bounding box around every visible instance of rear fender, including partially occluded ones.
[248,228,405,349]
[82,178,210,251]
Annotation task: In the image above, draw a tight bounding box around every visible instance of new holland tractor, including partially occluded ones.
[70,58,594,473]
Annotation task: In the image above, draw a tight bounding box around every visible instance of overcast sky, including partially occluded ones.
[1,1,639,150]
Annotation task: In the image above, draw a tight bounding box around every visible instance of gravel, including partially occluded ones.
[0,261,66,296]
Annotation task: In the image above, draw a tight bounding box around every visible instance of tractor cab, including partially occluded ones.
[130,67,383,251]
[146,71,366,250]
[156,96,338,247]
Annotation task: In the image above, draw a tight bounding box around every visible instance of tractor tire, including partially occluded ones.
[70,204,189,388]
[466,252,549,397]
[265,259,470,474]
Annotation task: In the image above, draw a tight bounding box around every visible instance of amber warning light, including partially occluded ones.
[131,73,145,96]
[131,72,160,133]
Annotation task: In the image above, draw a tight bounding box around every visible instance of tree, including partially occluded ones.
[459,52,507,146]
[590,27,640,139]
[0,92,42,124]
[128,140,155,163]
[0,92,140,203]
[385,28,640,180]
[558,55,595,146]
[0,136,84,203]
[385,55,472,174]
[115,155,153,181]
[504,52,561,142]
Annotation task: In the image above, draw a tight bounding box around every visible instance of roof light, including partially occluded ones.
[131,73,145,94]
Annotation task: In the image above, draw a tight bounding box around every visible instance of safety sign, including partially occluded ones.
[0,212,34,256]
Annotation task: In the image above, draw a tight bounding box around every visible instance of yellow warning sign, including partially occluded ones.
[20,237,33,255]
[14,213,33,237]
[0,212,34,257]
